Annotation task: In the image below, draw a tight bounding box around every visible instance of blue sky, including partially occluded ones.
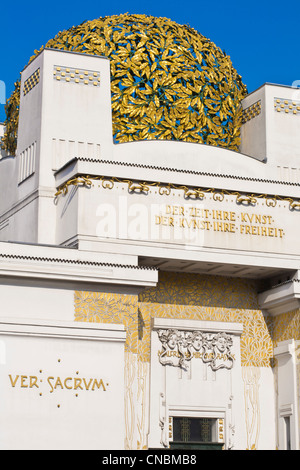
[0,0,299,122]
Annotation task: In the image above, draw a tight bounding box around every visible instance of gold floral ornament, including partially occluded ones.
[1,13,247,155]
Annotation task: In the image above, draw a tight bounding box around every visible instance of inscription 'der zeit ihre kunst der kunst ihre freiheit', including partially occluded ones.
[155,204,285,239]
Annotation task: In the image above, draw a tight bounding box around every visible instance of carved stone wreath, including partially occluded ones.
[157,328,235,371]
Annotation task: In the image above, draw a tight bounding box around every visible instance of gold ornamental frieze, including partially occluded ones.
[54,174,300,212]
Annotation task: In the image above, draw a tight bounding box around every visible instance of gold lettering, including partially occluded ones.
[8,374,109,393]
[154,206,284,241]
[92,379,106,391]
[8,375,19,387]
[29,376,38,388]
[54,377,64,390]
[64,377,72,390]
[212,210,222,220]
[21,376,28,388]
[166,205,184,216]
[155,215,173,226]
[74,378,83,390]
[47,376,54,393]
[262,215,267,224]
[255,214,261,223]
[213,221,223,231]
[83,378,93,390]
[248,213,254,223]
[192,219,200,229]
[223,223,235,233]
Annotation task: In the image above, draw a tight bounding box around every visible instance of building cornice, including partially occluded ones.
[0,251,156,271]
[258,277,300,316]
[0,241,158,290]
[55,156,300,187]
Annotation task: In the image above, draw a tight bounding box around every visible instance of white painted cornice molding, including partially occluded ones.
[0,241,158,289]
[0,317,126,342]
[258,278,300,315]
[151,317,243,335]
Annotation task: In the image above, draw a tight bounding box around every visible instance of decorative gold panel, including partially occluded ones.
[271,308,300,346]
[139,271,260,308]
[74,291,138,355]
[23,68,40,96]
[53,66,100,87]
[242,100,261,124]
[74,275,300,373]
[74,272,273,368]
[274,98,300,115]
[138,302,273,366]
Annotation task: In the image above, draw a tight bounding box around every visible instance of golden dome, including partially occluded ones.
[2,13,247,154]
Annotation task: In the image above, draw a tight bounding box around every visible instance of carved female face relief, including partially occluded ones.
[191,332,202,351]
[167,331,178,350]
[213,333,229,353]
[157,328,235,371]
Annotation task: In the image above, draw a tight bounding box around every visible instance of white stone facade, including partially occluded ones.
[0,48,299,450]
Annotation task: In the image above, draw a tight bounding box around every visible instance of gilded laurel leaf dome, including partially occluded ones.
[2,13,247,154]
